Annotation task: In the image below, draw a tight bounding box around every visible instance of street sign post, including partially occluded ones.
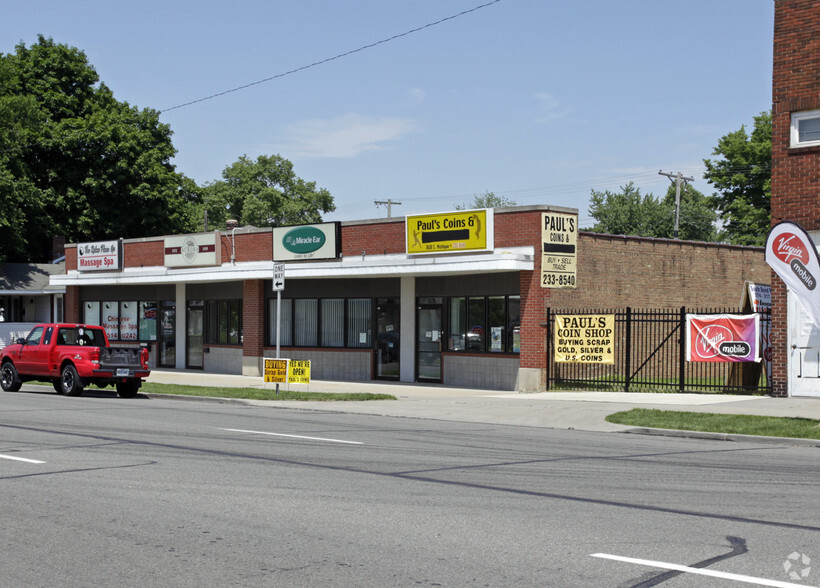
[272,263,286,394]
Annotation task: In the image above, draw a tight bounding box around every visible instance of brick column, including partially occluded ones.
[242,279,266,376]
[65,285,81,323]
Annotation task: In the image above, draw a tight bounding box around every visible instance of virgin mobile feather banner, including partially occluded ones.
[686,314,761,362]
[765,221,820,328]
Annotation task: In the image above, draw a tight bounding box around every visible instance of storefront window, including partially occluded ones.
[268,298,293,346]
[348,299,371,347]
[205,299,242,346]
[294,299,318,346]
[321,299,344,347]
[508,296,521,352]
[84,301,101,326]
[102,301,119,340]
[139,301,157,341]
[467,298,486,351]
[488,296,505,352]
[120,301,138,341]
[447,295,520,354]
[449,297,467,350]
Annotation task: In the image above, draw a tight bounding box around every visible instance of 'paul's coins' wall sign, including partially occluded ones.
[541,211,577,288]
[406,209,493,255]
[164,232,220,267]
[273,222,341,261]
[77,239,122,272]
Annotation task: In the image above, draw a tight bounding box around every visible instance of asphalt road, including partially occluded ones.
[1,387,817,587]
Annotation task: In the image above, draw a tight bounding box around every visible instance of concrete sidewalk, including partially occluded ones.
[147,370,820,445]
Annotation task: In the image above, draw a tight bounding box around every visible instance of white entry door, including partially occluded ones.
[788,291,820,397]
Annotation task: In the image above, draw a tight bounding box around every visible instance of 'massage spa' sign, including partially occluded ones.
[273,222,341,261]
[77,239,122,271]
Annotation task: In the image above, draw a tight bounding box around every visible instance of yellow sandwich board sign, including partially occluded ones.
[263,358,289,383]
[288,360,311,384]
[406,209,492,254]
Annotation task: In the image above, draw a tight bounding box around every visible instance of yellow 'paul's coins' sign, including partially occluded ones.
[541,212,577,288]
[555,314,615,363]
[406,209,493,255]
[288,360,311,384]
[264,358,289,383]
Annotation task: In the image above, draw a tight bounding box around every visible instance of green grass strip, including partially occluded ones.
[606,408,820,440]
[137,382,396,402]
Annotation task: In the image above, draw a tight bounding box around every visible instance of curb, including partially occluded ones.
[624,427,820,447]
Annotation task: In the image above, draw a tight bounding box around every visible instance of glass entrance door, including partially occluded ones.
[159,301,175,368]
[187,302,204,369]
[376,298,400,379]
[417,298,443,382]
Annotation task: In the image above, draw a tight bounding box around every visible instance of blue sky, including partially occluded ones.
[3,1,774,226]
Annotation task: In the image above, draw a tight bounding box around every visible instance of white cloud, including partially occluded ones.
[273,113,418,158]
[535,92,572,124]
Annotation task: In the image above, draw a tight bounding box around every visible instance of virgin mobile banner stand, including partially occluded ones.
[686,314,761,362]
[765,220,820,328]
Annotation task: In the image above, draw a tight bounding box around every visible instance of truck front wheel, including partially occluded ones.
[61,365,84,396]
[1,362,22,392]
[116,381,140,398]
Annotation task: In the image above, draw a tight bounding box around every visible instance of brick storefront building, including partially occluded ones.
[53,205,767,392]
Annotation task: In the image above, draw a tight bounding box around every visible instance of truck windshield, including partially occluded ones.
[57,328,106,347]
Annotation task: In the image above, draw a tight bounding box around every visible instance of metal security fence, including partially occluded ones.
[545,307,771,394]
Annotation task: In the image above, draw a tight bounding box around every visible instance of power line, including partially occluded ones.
[160,0,504,114]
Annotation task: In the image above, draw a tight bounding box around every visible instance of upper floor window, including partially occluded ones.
[791,109,820,147]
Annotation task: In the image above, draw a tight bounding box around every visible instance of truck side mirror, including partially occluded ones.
[16,338,25,345]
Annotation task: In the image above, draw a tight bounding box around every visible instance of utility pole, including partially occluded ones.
[658,170,694,239]
[374,199,402,218]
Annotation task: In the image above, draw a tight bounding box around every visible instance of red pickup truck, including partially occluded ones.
[0,323,150,398]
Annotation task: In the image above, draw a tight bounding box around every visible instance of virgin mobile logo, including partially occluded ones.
[695,325,731,359]
[773,233,809,264]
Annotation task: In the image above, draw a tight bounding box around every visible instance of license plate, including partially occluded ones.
[116,368,130,377]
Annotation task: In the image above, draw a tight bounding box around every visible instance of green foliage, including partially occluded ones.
[606,408,820,440]
[585,181,718,241]
[201,154,334,228]
[138,382,395,401]
[0,36,198,262]
[703,111,771,246]
[454,190,516,210]
[657,183,720,242]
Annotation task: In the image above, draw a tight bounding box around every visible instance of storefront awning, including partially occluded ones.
[50,247,534,286]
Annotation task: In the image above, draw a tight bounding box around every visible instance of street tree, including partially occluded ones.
[584,182,666,237]
[201,154,334,228]
[584,182,719,241]
[703,111,771,246]
[0,36,199,262]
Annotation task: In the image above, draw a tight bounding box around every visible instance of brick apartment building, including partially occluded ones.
[770,0,820,397]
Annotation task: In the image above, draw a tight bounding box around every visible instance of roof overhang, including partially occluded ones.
[50,247,535,286]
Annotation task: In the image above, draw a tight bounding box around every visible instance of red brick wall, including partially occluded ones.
[342,220,406,256]
[770,0,820,395]
[124,238,164,268]
[243,280,265,358]
[547,233,769,309]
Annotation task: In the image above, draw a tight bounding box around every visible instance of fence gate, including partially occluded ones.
[545,307,770,394]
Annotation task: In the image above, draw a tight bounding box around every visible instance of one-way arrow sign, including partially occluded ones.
[273,263,285,291]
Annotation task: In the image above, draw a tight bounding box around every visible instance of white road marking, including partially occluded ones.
[591,553,817,588]
[0,453,45,464]
[220,428,363,445]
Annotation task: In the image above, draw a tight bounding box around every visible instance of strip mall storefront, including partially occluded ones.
[52,204,770,392]
[53,206,571,391]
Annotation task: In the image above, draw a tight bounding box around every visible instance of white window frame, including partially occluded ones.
[790,109,820,148]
